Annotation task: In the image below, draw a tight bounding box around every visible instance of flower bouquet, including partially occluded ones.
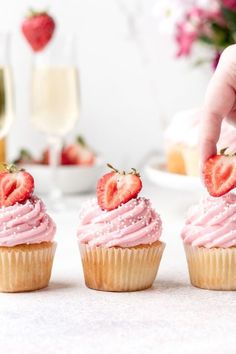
[154,0,236,69]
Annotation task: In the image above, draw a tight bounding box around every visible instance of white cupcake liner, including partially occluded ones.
[0,242,57,293]
[79,241,165,292]
[184,244,236,290]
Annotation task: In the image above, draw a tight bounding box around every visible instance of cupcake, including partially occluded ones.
[77,165,165,292]
[181,193,236,290]
[0,165,56,292]
[165,109,199,176]
[165,109,236,176]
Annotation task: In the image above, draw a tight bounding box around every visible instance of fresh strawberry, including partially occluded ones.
[204,152,236,197]
[97,164,142,211]
[0,165,34,207]
[64,145,95,166]
[64,136,95,166]
[40,149,49,165]
[21,10,55,52]
[41,148,73,165]
[13,149,37,165]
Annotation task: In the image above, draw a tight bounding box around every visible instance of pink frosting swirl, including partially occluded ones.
[77,197,162,248]
[181,193,236,248]
[0,196,56,247]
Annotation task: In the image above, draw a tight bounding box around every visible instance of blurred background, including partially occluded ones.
[1,0,212,167]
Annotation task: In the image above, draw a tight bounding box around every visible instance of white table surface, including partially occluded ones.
[1,182,236,354]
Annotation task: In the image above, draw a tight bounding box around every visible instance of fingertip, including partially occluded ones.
[200,143,215,162]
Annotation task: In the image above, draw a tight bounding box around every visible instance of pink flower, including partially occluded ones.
[188,6,222,25]
[222,0,236,10]
[188,7,206,24]
[175,5,225,57]
[175,22,197,56]
[175,7,204,57]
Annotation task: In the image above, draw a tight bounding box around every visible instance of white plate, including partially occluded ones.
[21,157,105,195]
[145,156,204,192]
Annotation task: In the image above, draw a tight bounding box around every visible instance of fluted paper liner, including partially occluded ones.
[184,244,236,290]
[0,242,56,293]
[79,241,165,292]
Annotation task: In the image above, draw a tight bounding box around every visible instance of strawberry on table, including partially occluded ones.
[21,10,55,52]
[203,150,236,197]
[97,164,142,211]
[0,165,34,207]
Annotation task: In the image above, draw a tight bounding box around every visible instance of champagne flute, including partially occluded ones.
[0,32,14,151]
[31,33,80,208]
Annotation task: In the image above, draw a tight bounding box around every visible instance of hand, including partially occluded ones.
[200,45,236,167]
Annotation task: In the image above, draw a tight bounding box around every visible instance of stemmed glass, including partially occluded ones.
[30,33,80,208]
[0,33,14,153]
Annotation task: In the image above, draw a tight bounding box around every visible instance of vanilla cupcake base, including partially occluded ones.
[79,240,165,292]
[166,144,186,175]
[184,244,236,290]
[0,242,57,293]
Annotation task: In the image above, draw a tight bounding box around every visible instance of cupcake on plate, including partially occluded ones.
[165,109,236,177]
[181,193,236,290]
[77,165,165,292]
[165,109,199,176]
[0,165,56,292]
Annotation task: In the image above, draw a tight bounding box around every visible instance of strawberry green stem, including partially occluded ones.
[219,147,228,155]
[2,163,25,173]
[107,163,119,173]
[219,147,236,157]
[107,163,140,176]
[4,164,19,173]
[27,8,48,18]
[77,135,86,147]
[130,168,140,176]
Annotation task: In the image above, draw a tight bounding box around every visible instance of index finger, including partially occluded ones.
[200,110,222,164]
[200,50,236,164]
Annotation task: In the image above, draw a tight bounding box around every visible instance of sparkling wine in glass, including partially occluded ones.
[31,34,80,207]
[31,66,79,136]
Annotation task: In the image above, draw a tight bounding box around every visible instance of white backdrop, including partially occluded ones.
[1,0,212,167]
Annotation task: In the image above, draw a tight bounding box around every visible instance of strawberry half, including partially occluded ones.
[203,153,236,197]
[97,165,142,211]
[21,10,55,52]
[0,165,34,207]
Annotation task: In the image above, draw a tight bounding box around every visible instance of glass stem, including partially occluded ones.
[48,136,62,201]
